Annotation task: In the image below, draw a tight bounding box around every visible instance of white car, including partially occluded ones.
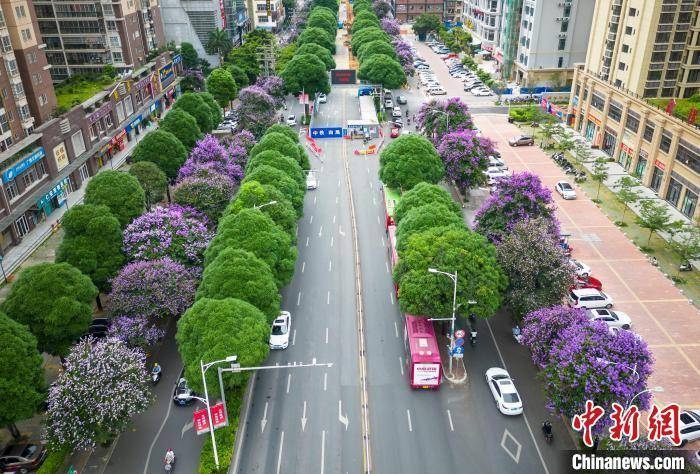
[569,259,591,278]
[587,309,632,329]
[306,172,317,190]
[568,288,614,309]
[286,115,297,126]
[555,181,577,199]
[317,93,327,103]
[485,368,523,415]
[472,89,493,97]
[429,87,447,95]
[488,156,507,169]
[485,168,510,185]
[270,311,291,349]
[392,106,402,118]
[416,64,430,70]
[679,410,700,446]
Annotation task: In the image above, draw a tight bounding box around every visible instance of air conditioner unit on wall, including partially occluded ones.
[558,33,567,38]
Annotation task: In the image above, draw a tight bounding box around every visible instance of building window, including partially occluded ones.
[71,130,86,156]
[625,26,633,35]
[20,28,32,42]
[651,51,666,62]
[14,5,26,18]
[665,178,682,206]
[109,36,121,48]
[621,44,630,53]
[659,132,672,153]
[650,167,664,192]
[602,131,617,156]
[124,96,134,116]
[39,94,48,106]
[558,57,563,68]
[590,93,605,111]
[674,32,687,43]
[15,215,29,237]
[557,38,566,50]
[116,101,125,123]
[624,114,639,133]
[113,52,123,62]
[5,181,18,200]
[618,61,626,71]
[681,190,698,218]
[643,123,655,142]
[608,104,622,122]
[676,142,700,173]
[22,168,38,188]
[105,114,113,128]
[257,15,268,22]
[635,156,647,178]
[89,123,98,141]
[629,7,637,16]
[561,21,568,32]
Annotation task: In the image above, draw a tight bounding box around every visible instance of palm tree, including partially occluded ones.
[206,28,233,65]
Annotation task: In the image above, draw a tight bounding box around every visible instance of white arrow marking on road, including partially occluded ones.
[301,261,305,273]
[330,236,334,248]
[286,373,292,394]
[319,225,323,237]
[338,178,341,187]
[314,195,317,205]
[325,327,329,344]
[381,236,385,247]
[276,431,284,474]
[301,401,308,432]
[329,259,332,272]
[321,430,326,474]
[181,420,193,438]
[399,357,404,376]
[339,226,345,236]
[336,196,339,204]
[310,215,314,224]
[385,261,389,273]
[306,236,309,247]
[261,402,268,433]
[323,372,327,391]
[377,215,380,224]
[406,409,413,432]
[338,400,349,431]
[373,196,376,206]
[446,410,454,432]
[292,329,296,346]
[394,321,399,338]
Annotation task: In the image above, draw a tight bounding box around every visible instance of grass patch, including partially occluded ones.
[508,106,557,124]
[54,75,116,113]
[198,385,244,473]
[648,94,700,123]
[36,447,70,474]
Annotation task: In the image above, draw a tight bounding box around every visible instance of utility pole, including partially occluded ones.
[256,39,277,77]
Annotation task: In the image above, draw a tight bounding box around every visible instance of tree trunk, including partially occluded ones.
[621,206,627,223]
[8,423,21,439]
[647,229,653,245]
[596,182,602,200]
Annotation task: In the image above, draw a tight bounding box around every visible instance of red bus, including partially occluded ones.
[387,224,399,296]
[382,185,400,233]
[403,314,442,389]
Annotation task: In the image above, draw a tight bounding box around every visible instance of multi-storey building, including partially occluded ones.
[445,0,463,25]
[463,0,504,52]
[0,52,181,251]
[0,0,55,151]
[248,0,285,31]
[394,0,443,23]
[568,0,700,222]
[495,0,593,87]
[33,0,165,81]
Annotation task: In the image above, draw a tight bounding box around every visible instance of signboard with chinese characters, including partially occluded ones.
[193,403,228,435]
[310,127,343,138]
[330,69,356,85]
[2,147,45,183]
[87,102,113,125]
[37,176,70,208]
[53,143,69,171]
[159,62,174,89]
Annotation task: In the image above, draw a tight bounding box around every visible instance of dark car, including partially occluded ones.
[508,135,535,146]
[173,371,197,406]
[0,441,46,473]
[396,95,408,105]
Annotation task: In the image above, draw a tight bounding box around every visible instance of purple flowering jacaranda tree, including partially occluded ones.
[44,337,151,450]
[474,171,558,243]
[123,205,213,266]
[234,86,278,139]
[177,134,244,184]
[255,75,286,108]
[416,97,474,145]
[381,18,401,37]
[437,129,496,193]
[107,314,165,348]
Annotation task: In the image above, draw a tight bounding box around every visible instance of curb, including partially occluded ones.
[229,373,256,474]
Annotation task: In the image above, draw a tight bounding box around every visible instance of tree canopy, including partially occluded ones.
[246,150,305,194]
[417,97,474,145]
[413,13,443,37]
[242,165,304,216]
[379,134,444,190]
[310,0,339,15]
[224,181,297,237]
[358,53,406,89]
[176,297,270,396]
[250,132,307,171]
[180,42,200,69]
[206,68,238,108]
[295,42,336,70]
[159,108,202,150]
[55,204,125,293]
[281,53,331,95]
[393,182,461,224]
[226,64,249,89]
[197,247,281,322]
[395,226,506,319]
[172,172,237,223]
[297,27,336,54]
[352,18,381,35]
[307,14,337,38]
[357,40,397,62]
[84,170,146,228]
[173,93,214,133]
[128,161,168,210]
[350,27,390,53]
[1,263,98,356]
[395,202,464,252]
[131,130,188,180]
[234,86,278,138]
[437,129,496,192]
[264,124,300,143]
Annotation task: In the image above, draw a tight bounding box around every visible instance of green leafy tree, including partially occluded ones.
[352,18,381,34]
[310,5,337,19]
[358,54,406,89]
[1,263,98,357]
[197,248,281,322]
[557,133,576,154]
[393,182,462,224]
[176,297,269,397]
[357,40,397,62]
[173,93,214,133]
[180,42,200,69]
[295,43,336,70]
[227,43,260,84]
[636,199,675,245]
[103,65,117,79]
[440,27,472,53]
[281,54,331,96]
[276,43,298,74]
[297,27,335,54]
[84,170,146,228]
[307,14,337,38]
[308,6,337,27]
[246,150,305,193]
[351,0,372,15]
[206,68,239,108]
[379,134,444,190]
[198,92,223,126]
[242,165,304,216]
[668,225,700,269]
[205,207,297,287]
[206,28,233,63]
[131,130,188,180]
[250,132,307,170]
[224,181,297,237]
[311,0,339,14]
[264,124,300,143]
[353,10,379,23]
[396,202,464,252]
[129,161,168,210]
[395,226,506,319]
[591,158,609,200]
[496,218,576,318]
[539,123,561,149]
[350,27,390,54]
[55,204,125,295]
[0,312,44,439]
[158,108,202,150]
[573,142,594,165]
[226,64,250,88]
[615,177,640,224]
[412,13,443,38]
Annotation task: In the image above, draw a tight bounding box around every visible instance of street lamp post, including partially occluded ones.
[253,200,277,210]
[200,355,239,470]
[427,268,458,377]
[426,108,449,138]
[627,386,664,410]
[595,358,639,382]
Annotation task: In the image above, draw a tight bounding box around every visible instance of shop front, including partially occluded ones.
[585,113,600,143]
[36,176,71,218]
[111,130,127,153]
[125,114,143,141]
[618,143,634,171]
[602,128,617,157]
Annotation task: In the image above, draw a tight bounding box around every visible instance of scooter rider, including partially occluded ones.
[164,448,175,470]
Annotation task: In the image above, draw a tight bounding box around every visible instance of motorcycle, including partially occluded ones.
[469,330,477,345]
[541,421,553,443]
[151,364,162,385]
[680,261,693,272]
[164,449,176,472]
[512,326,523,344]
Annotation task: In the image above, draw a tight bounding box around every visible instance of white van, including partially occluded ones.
[428,87,447,96]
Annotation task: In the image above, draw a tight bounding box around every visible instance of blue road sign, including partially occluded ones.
[452,346,464,356]
[310,127,344,138]
[455,337,465,347]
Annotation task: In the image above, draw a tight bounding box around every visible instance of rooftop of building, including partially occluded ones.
[648,95,700,124]
[54,74,117,115]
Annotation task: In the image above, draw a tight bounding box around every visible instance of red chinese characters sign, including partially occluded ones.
[193,403,228,435]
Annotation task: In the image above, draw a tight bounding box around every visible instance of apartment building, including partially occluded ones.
[0,0,56,151]
[394,0,443,23]
[445,0,463,25]
[569,0,700,222]
[494,0,593,87]
[0,52,181,251]
[248,0,285,31]
[33,0,165,81]
[463,0,504,52]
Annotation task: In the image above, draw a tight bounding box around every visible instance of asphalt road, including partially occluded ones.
[235,90,363,473]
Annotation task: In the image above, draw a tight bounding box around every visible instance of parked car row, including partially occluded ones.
[216,110,238,132]
[414,55,447,95]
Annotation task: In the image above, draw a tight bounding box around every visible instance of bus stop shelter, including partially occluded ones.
[347,95,379,139]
